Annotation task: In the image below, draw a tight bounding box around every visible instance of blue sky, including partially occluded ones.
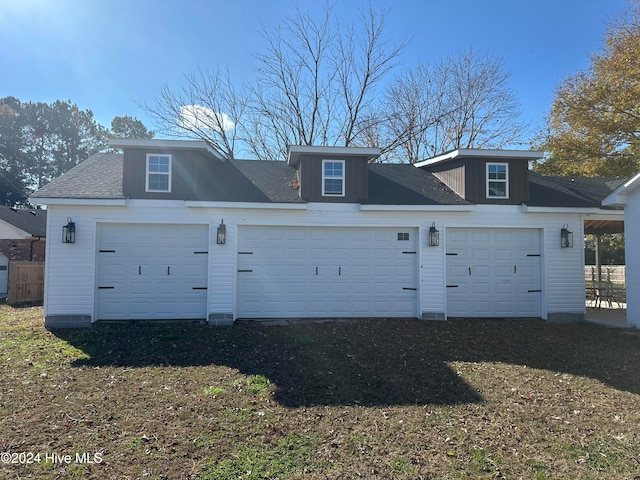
[0,0,632,145]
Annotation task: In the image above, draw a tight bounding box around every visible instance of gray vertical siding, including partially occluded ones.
[427,157,529,205]
[298,155,368,203]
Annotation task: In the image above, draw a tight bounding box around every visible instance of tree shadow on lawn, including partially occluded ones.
[51,318,640,408]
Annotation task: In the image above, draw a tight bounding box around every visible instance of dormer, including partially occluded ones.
[414,149,544,205]
[287,145,380,203]
[109,138,225,200]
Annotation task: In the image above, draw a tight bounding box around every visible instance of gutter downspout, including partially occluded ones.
[29,236,42,261]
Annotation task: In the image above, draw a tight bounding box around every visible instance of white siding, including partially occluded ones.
[420,225,446,318]
[210,221,235,316]
[625,191,640,327]
[45,207,100,316]
[44,202,594,322]
[545,219,585,317]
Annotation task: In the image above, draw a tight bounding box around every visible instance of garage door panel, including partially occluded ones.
[309,230,328,241]
[471,249,491,261]
[472,282,491,294]
[495,249,514,262]
[472,231,491,242]
[495,265,513,277]
[496,301,515,315]
[472,265,491,277]
[446,228,541,318]
[518,265,536,278]
[495,283,514,294]
[352,230,371,241]
[97,224,208,320]
[395,265,415,277]
[237,226,417,318]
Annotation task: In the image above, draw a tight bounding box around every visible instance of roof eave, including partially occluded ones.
[287,145,381,166]
[108,138,226,161]
[29,197,127,206]
[521,204,625,215]
[415,148,545,168]
[602,170,640,206]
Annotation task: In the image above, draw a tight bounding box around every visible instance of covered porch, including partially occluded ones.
[583,217,628,327]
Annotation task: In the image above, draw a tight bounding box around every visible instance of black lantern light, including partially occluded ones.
[428,222,439,247]
[561,224,573,248]
[62,217,75,244]
[216,219,226,245]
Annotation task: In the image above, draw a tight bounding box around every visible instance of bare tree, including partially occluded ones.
[438,49,526,153]
[246,4,335,159]
[333,7,406,147]
[142,68,247,159]
[385,50,526,163]
[245,3,406,160]
[382,63,449,163]
[145,4,403,160]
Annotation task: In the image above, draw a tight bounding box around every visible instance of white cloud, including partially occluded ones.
[179,104,235,133]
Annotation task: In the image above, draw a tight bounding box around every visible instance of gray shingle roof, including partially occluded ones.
[30,152,625,208]
[31,153,124,199]
[528,172,626,208]
[366,164,471,205]
[0,205,47,237]
[230,160,302,203]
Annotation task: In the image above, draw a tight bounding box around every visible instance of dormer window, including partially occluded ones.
[146,154,171,192]
[322,159,345,196]
[487,163,508,199]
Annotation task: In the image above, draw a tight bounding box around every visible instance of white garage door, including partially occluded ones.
[237,226,418,318]
[446,228,542,318]
[96,224,209,320]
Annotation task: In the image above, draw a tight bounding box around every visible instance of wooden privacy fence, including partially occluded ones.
[7,261,44,304]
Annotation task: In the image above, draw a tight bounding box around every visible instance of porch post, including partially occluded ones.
[595,233,602,284]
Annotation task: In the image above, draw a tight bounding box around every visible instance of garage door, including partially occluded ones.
[446,228,542,317]
[96,224,208,320]
[237,226,418,318]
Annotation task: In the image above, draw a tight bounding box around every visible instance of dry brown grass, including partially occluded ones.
[1,305,639,479]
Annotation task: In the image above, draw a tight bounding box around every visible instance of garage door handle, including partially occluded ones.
[138,266,141,275]
[514,265,517,274]
[167,266,171,275]
[338,267,341,276]
[316,267,318,275]
[468,267,471,275]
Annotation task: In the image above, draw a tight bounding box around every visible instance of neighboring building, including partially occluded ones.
[30,139,624,328]
[0,206,47,297]
[603,171,640,327]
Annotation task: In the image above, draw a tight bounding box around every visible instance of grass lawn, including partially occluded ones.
[1,306,639,479]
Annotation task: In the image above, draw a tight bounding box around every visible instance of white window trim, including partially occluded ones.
[486,162,509,199]
[146,154,172,193]
[322,159,345,197]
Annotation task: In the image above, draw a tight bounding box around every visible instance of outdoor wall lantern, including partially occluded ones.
[428,222,439,247]
[561,224,573,248]
[216,219,226,245]
[62,217,76,244]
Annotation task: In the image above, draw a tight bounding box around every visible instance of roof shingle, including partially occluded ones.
[32,153,124,199]
[528,172,626,208]
[0,206,47,237]
[31,152,625,208]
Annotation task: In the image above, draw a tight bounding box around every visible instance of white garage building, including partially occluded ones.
[31,140,624,327]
